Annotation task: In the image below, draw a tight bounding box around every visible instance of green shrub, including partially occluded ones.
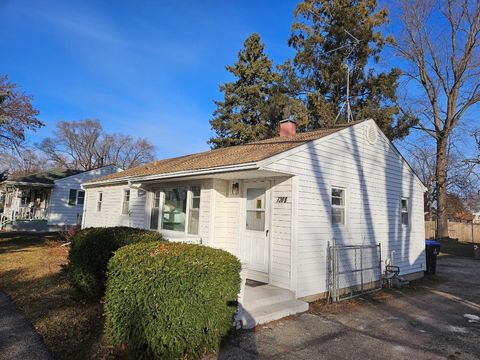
[67,227,165,297]
[105,242,241,359]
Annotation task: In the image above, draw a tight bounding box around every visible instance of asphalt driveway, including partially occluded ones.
[210,255,480,359]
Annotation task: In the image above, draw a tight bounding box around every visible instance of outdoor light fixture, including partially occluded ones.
[231,182,239,196]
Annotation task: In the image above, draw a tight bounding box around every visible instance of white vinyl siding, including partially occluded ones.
[263,120,425,298]
[129,188,148,228]
[83,185,130,228]
[270,177,293,290]
[212,179,241,256]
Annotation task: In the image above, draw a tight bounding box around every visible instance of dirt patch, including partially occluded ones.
[309,296,366,315]
[0,232,117,360]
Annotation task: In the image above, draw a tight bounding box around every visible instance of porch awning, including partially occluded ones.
[1,181,53,188]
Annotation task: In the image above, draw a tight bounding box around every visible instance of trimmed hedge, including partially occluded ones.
[105,242,241,359]
[67,227,165,297]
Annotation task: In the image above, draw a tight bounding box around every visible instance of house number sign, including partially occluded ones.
[276,197,288,203]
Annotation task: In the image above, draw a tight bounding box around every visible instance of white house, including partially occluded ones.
[82,119,426,327]
[46,165,122,226]
[0,165,121,230]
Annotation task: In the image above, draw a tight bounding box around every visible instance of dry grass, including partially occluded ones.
[0,232,116,359]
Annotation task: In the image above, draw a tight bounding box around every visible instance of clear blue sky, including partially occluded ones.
[1,0,299,158]
[1,0,477,159]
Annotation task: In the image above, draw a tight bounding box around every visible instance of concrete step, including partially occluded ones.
[243,285,294,309]
[240,299,309,329]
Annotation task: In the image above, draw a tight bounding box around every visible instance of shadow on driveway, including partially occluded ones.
[206,256,480,360]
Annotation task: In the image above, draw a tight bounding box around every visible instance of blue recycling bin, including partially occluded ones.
[425,239,441,275]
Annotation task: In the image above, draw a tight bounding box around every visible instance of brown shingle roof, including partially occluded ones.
[89,121,363,184]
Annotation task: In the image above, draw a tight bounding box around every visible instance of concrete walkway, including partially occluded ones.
[0,290,52,360]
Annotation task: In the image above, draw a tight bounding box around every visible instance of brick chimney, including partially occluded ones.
[279,118,297,137]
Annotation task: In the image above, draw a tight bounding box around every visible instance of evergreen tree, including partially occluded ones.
[288,0,415,139]
[209,33,306,148]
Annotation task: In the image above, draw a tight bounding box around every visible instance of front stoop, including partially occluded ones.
[238,284,309,329]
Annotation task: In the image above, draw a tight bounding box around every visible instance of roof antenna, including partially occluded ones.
[334,29,360,125]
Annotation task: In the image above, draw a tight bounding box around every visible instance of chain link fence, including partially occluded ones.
[328,243,382,302]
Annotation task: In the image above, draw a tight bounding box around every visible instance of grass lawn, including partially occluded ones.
[0,232,115,359]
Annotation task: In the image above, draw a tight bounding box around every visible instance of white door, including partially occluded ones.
[244,182,270,280]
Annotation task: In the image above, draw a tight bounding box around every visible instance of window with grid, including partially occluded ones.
[246,188,266,231]
[68,189,77,206]
[331,187,346,225]
[68,189,85,206]
[77,191,85,205]
[188,186,201,235]
[97,192,103,212]
[401,198,409,225]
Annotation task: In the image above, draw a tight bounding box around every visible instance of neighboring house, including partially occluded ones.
[82,119,426,327]
[46,165,122,226]
[0,166,121,229]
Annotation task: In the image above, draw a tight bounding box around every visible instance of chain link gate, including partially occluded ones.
[328,243,382,302]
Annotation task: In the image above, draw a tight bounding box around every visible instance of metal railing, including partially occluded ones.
[0,207,47,229]
[328,243,382,302]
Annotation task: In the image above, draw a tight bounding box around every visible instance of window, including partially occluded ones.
[68,189,85,206]
[97,192,103,212]
[188,186,201,235]
[77,191,85,205]
[68,189,77,206]
[150,191,161,229]
[162,187,187,232]
[331,187,346,225]
[401,198,409,225]
[20,190,30,206]
[246,188,266,231]
[122,189,130,215]
[151,185,201,234]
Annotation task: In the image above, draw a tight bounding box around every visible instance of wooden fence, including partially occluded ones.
[425,220,480,244]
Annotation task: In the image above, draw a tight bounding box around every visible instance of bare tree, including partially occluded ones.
[0,75,43,151]
[472,129,480,163]
[0,148,51,178]
[39,119,155,170]
[404,140,437,219]
[404,132,479,221]
[393,0,480,238]
[101,134,156,170]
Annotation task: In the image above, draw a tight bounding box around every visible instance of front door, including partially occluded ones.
[244,182,270,282]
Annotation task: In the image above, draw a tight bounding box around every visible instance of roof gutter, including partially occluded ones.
[82,162,259,188]
[1,181,53,188]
